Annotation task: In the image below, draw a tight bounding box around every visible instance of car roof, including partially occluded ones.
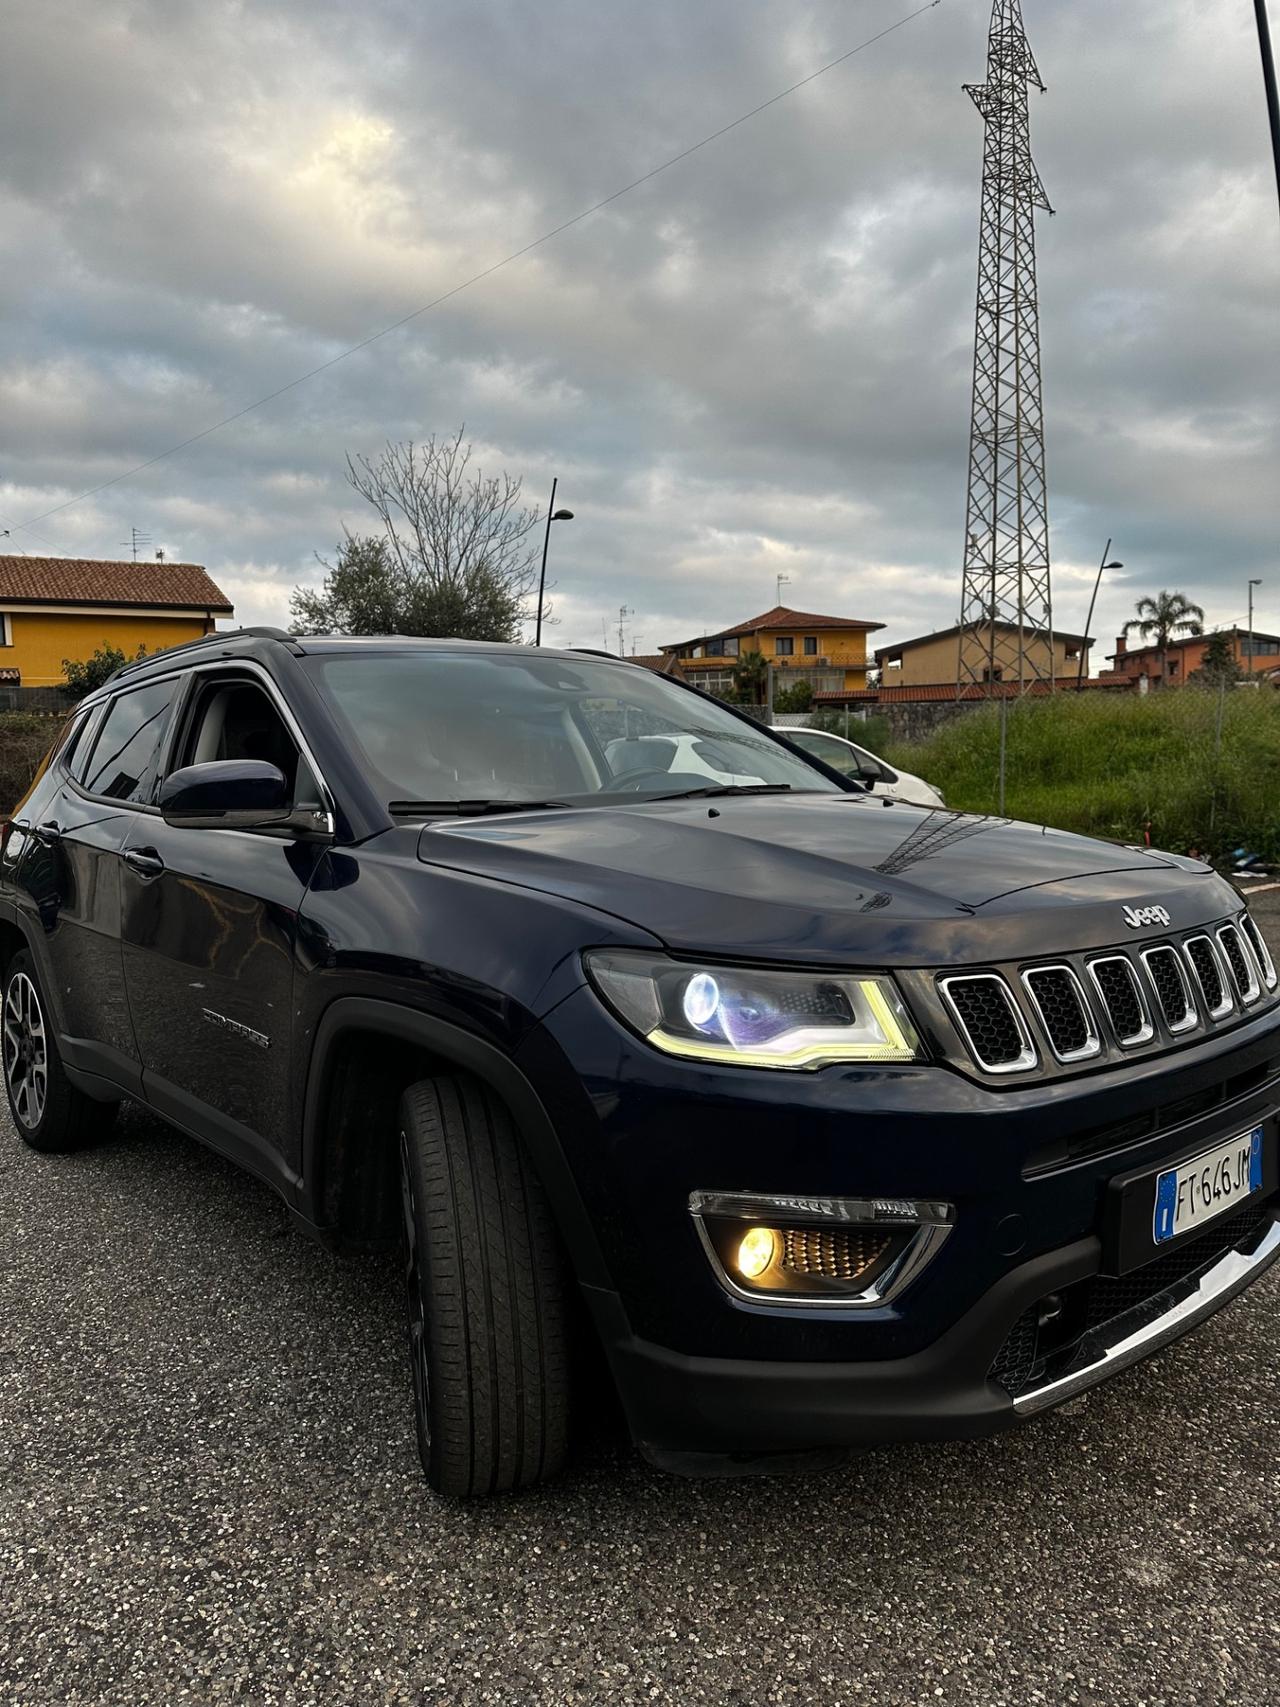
[774,725,862,746]
[84,629,639,704]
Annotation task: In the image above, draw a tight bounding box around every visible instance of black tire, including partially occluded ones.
[398,1074,571,1497]
[2,950,118,1153]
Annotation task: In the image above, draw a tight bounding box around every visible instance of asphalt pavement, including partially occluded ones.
[3,897,1280,1706]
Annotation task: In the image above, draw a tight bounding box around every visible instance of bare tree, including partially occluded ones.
[292,430,545,641]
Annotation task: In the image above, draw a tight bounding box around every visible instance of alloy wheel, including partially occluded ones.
[3,972,48,1131]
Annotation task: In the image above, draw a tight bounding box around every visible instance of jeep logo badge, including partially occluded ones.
[1123,904,1171,930]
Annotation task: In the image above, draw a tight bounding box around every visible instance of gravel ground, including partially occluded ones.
[3,898,1279,1707]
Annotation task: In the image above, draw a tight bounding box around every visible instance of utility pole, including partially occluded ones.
[957,0,1054,699]
[1248,577,1262,674]
[1256,0,1280,217]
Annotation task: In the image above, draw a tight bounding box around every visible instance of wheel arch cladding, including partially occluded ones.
[301,997,613,1288]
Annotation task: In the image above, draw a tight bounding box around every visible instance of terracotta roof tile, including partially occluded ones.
[629,653,682,674]
[0,556,233,613]
[664,604,883,650]
[813,677,1130,706]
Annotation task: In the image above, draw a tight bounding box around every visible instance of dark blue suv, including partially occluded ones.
[3,631,1278,1496]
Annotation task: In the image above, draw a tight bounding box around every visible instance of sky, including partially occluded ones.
[1,0,1277,668]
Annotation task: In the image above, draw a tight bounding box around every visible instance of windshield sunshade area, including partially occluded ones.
[306,649,843,812]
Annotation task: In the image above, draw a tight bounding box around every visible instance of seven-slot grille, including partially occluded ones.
[1185,934,1232,1018]
[940,915,1272,1076]
[1142,945,1197,1034]
[939,974,1035,1073]
[1021,966,1098,1061]
[1087,955,1153,1046]
[1217,923,1260,1005]
[1243,913,1278,988]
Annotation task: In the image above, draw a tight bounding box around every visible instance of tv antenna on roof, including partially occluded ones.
[121,527,151,561]
[617,604,635,656]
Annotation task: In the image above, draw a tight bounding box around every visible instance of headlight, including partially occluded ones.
[583,950,920,1070]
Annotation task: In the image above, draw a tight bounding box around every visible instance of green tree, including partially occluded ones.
[291,429,542,641]
[730,649,769,706]
[1189,629,1242,688]
[62,641,147,700]
[1123,590,1205,686]
[772,679,814,713]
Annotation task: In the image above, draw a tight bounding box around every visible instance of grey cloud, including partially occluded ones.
[0,0,1276,659]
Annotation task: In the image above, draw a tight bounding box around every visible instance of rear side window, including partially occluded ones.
[81,680,177,804]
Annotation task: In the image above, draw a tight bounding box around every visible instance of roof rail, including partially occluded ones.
[103,626,295,689]
[567,647,623,660]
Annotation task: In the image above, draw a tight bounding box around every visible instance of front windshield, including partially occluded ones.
[306,649,843,809]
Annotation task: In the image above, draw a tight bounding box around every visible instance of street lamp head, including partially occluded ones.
[1104,560,1123,570]
[552,508,574,522]
[1250,577,1263,587]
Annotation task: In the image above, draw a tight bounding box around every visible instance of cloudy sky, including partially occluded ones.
[1,0,1277,665]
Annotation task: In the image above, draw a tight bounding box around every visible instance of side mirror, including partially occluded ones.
[160,760,291,830]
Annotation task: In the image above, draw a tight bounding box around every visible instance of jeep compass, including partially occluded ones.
[2,631,1277,1496]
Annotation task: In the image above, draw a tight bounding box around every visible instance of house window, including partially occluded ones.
[697,670,736,695]
[0,615,11,647]
[803,636,818,656]
[705,640,724,657]
[774,637,794,656]
[723,637,739,657]
[982,666,1003,683]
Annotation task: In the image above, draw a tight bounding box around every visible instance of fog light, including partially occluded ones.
[735,1226,778,1280]
[691,1190,956,1309]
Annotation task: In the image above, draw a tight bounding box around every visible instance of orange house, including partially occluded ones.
[660,605,884,697]
[1102,627,1280,687]
[0,557,234,687]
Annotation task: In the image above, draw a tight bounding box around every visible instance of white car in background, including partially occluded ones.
[604,733,766,788]
[772,726,946,809]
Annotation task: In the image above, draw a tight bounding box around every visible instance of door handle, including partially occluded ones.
[36,821,63,845]
[123,847,165,877]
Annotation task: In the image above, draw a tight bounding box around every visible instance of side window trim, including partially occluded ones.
[157,661,336,835]
[75,677,182,811]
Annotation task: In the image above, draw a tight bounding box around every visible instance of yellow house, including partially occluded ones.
[0,557,234,687]
[661,605,884,696]
[876,621,1092,687]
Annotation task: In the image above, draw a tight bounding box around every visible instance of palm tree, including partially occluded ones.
[1124,591,1205,686]
[731,649,769,706]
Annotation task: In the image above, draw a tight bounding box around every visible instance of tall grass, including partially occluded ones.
[883,690,1280,860]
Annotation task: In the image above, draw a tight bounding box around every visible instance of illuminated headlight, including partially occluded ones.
[583,950,920,1069]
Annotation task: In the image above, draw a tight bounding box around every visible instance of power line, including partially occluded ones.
[10,0,943,539]
[0,512,65,554]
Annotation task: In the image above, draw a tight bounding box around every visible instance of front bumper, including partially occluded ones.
[588,1206,1280,1466]
[518,983,1280,1460]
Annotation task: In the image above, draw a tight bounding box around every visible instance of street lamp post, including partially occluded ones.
[535,478,574,646]
[1256,0,1280,217]
[1247,577,1262,674]
[1077,540,1124,690]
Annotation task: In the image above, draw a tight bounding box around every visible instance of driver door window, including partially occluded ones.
[177,678,320,809]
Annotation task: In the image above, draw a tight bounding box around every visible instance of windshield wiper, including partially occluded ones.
[651,783,797,801]
[390,798,576,818]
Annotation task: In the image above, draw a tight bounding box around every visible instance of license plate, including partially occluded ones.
[1153,1127,1264,1244]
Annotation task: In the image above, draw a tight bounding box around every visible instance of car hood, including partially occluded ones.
[415,794,1232,966]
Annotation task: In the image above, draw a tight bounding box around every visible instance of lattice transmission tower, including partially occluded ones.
[957,0,1054,697]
